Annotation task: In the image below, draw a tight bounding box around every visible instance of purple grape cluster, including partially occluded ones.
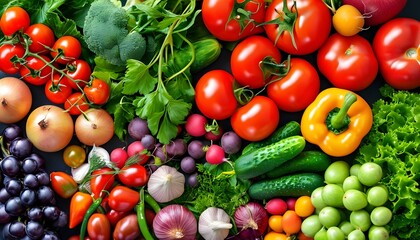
[0,125,67,240]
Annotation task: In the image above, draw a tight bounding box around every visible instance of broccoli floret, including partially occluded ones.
[83,0,147,66]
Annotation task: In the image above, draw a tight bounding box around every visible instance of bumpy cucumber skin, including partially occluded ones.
[248,173,325,200]
[242,121,301,155]
[234,136,306,180]
[264,151,331,179]
[190,38,222,72]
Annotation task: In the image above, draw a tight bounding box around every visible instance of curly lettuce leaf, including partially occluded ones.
[356,85,420,239]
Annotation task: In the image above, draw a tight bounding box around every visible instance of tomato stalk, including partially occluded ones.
[229,0,262,32]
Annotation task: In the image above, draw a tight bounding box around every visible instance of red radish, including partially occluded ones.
[185,114,208,137]
[110,147,129,169]
[342,0,407,26]
[205,145,226,165]
[286,197,297,211]
[127,141,149,165]
[265,198,288,215]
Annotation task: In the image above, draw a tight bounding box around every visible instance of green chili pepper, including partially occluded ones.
[79,197,102,240]
[137,188,155,240]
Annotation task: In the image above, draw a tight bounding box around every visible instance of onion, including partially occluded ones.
[0,77,32,124]
[26,105,74,152]
[75,108,114,146]
[153,204,197,240]
[343,0,407,26]
[199,207,232,240]
[147,165,185,203]
[234,202,268,235]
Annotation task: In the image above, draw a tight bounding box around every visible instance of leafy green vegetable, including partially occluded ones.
[356,85,420,239]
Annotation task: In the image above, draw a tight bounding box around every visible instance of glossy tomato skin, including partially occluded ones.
[202,0,265,41]
[108,186,140,213]
[0,43,25,74]
[90,167,115,199]
[87,213,111,240]
[231,96,280,142]
[63,145,86,168]
[84,78,111,105]
[64,59,92,90]
[20,55,53,85]
[45,74,73,104]
[51,35,82,64]
[24,23,56,53]
[195,70,238,120]
[317,33,378,91]
[373,18,420,90]
[0,6,30,36]
[50,171,78,199]
[267,58,320,112]
[64,92,90,115]
[113,214,141,240]
[264,0,331,55]
[118,164,148,188]
[231,35,282,89]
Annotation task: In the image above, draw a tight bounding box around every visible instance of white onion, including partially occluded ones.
[75,108,114,146]
[153,204,197,240]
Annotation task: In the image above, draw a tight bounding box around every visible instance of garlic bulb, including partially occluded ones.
[147,165,185,203]
[199,207,233,240]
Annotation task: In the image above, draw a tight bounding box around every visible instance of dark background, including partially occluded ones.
[0,0,419,238]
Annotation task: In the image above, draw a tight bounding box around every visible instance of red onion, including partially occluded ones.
[153,204,197,240]
[343,0,407,26]
[234,202,268,235]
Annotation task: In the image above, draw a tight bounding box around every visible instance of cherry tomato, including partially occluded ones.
[50,171,78,199]
[373,18,420,90]
[44,73,73,104]
[64,59,92,90]
[108,186,140,212]
[201,0,265,41]
[281,210,301,235]
[267,58,320,112]
[231,96,280,142]
[231,35,282,89]
[69,192,93,229]
[195,70,238,120]
[317,33,378,91]
[0,43,25,74]
[64,92,90,115]
[84,78,111,105]
[87,213,111,240]
[90,167,115,199]
[63,145,86,168]
[264,0,331,55]
[20,55,53,86]
[118,164,148,188]
[106,209,130,227]
[0,6,30,36]
[294,196,315,217]
[24,23,56,53]
[113,214,141,240]
[51,36,82,64]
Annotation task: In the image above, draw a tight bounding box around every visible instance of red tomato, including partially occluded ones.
[113,214,141,240]
[64,92,90,115]
[317,33,378,91]
[51,36,82,64]
[373,18,420,90]
[90,167,115,199]
[231,35,282,89]
[201,0,265,41]
[231,96,280,141]
[106,209,130,227]
[87,213,111,240]
[50,171,78,199]
[108,186,140,212]
[45,74,73,104]
[0,6,30,36]
[24,23,56,53]
[0,44,25,74]
[118,164,148,188]
[20,55,53,86]
[264,0,331,55]
[267,58,320,112]
[195,70,238,120]
[64,59,92,90]
[84,78,111,105]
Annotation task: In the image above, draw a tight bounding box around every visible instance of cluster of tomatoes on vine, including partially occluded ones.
[0,6,110,115]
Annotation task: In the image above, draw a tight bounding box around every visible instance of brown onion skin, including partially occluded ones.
[343,0,407,26]
[75,108,114,146]
[234,202,268,235]
[153,204,197,240]
[0,77,32,124]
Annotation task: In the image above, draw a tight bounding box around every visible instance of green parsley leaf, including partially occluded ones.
[122,59,157,95]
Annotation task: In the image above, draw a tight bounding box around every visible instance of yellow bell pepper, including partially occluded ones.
[301,88,373,157]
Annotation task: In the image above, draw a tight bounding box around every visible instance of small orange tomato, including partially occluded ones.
[282,210,302,235]
[268,215,283,233]
[298,231,314,240]
[295,196,315,217]
[264,231,288,240]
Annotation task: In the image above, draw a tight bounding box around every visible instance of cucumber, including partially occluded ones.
[242,121,301,155]
[234,135,306,180]
[248,173,325,200]
[264,151,331,179]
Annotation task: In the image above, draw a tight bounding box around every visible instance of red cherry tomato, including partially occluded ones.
[45,74,73,104]
[50,171,78,199]
[20,55,53,86]
[64,59,92,90]
[0,44,25,74]
[201,0,266,41]
[231,96,280,142]
[24,23,56,53]
[118,164,148,188]
[0,6,30,36]
[106,209,131,227]
[113,214,141,240]
[64,92,90,115]
[51,36,82,64]
[267,58,320,112]
[90,167,115,199]
[231,35,282,89]
[84,78,111,105]
[108,186,140,212]
[195,70,238,120]
[87,213,111,240]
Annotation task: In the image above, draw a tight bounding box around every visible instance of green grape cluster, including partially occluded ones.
[301,161,397,240]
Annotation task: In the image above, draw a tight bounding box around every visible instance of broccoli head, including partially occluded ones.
[83,0,146,66]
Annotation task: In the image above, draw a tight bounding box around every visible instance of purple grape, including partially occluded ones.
[0,203,12,224]
[26,220,44,239]
[141,134,156,150]
[2,222,13,239]
[0,155,20,177]
[2,124,22,142]
[27,153,45,170]
[9,137,32,159]
[221,131,242,154]
[36,171,50,186]
[43,206,60,221]
[37,186,55,205]
[0,188,12,203]
[128,117,150,140]
[23,174,39,189]
[5,197,24,216]
[5,179,22,196]
[42,231,59,240]
[20,189,37,207]
[187,140,206,159]
[186,173,199,188]
[27,207,43,221]
[180,156,197,174]
[9,220,26,238]
[52,211,68,228]
[165,138,187,157]
[22,158,39,174]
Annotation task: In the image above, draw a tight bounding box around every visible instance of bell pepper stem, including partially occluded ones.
[331,93,357,129]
